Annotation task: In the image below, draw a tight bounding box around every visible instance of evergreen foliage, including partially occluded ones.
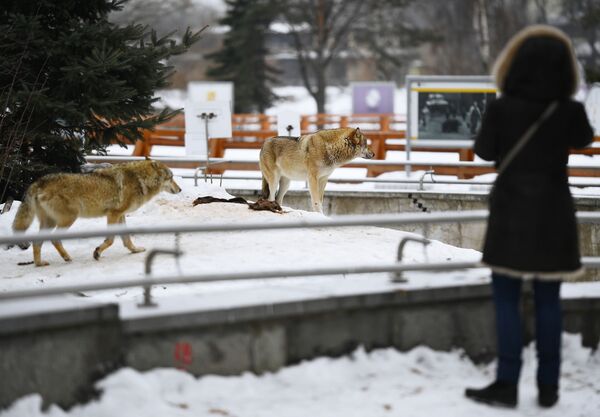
[0,0,202,203]
[206,0,279,113]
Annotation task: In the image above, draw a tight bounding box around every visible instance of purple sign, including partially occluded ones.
[352,83,395,114]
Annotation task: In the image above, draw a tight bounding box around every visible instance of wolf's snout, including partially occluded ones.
[170,180,182,194]
[364,148,375,159]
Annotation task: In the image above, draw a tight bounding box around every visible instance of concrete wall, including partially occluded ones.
[0,302,121,409]
[2,286,599,410]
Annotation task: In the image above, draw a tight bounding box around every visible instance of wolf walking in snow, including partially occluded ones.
[259,127,374,212]
[12,160,181,266]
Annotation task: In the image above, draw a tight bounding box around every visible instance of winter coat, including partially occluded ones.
[474,25,594,280]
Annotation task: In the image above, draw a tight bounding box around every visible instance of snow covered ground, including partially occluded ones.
[1,176,598,315]
[3,333,599,417]
[0,177,489,311]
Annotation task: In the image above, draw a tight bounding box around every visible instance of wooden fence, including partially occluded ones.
[128,113,600,177]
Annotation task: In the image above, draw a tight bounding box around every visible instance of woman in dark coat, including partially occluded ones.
[465,25,594,409]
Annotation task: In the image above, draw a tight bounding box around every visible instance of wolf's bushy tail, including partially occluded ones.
[261,177,270,199]
[12,195,35,232]
[12,191,36,249]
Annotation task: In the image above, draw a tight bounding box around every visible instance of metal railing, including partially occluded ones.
[3,210,491,245]
[2,210,600,303]
[0,260,483,302]
[85,155,600,192]
[5,210,600,246]
[183,174,600,191]
[85,155,600,171]
[3,257,600,302]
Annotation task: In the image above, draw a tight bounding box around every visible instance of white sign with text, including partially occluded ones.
[184,100,232,156]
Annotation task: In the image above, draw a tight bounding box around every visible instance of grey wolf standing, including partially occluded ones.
[12,160,181,266]
[259,127,374,212]
[464,25,593,409]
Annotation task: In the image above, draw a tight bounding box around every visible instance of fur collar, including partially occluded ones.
[493,25,579,99]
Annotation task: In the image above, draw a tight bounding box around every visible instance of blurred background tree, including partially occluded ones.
[108,0,597,113]
[206,0,281,113]
[109,0,220,87]
[275,0,423,113]
[0,0,202,203]
[561,0,600,83]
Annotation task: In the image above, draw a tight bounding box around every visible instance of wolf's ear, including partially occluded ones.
[145,156,151,161]
[348,128,360,144]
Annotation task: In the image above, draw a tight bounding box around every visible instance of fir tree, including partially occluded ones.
[0,0,203,203]
[206,0,279,113]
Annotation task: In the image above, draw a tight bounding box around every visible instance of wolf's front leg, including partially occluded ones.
[308,174,323,213]
[118,215,145,254]
[93,236,115,260]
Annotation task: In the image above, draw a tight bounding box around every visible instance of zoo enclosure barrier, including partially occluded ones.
[2,210,600,304]
[84,155,600,181]
[130,112,600,166]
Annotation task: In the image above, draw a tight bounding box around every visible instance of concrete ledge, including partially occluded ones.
[1,283,599,409]
[122,284,492,333]
[230,188,600,210]
[0,299,121,410]
[0,298,119,335]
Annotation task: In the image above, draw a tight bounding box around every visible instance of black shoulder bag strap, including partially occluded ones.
[495,101,559,177]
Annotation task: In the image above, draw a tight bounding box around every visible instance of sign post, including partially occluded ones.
[184,100,232,180]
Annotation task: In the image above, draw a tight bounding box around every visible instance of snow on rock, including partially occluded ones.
[2,333,599,417]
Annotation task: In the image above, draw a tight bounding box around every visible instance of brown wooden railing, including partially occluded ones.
[128,113,600,178]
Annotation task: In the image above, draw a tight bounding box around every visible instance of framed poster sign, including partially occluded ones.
[406,75,497,141]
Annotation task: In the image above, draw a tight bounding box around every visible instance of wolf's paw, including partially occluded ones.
[18,243,30,250]
[62,255,72,262]
[35,261,50,267]
[129,247,146,254]
[93,248,101,260]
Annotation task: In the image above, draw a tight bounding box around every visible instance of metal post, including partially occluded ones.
[139,248,183,308]
[405,77,413,177]
[393,236,431,282]
[199,112,216,182]
[193,167,203,187]
[418,169,436,190]
[286,125,294,136]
